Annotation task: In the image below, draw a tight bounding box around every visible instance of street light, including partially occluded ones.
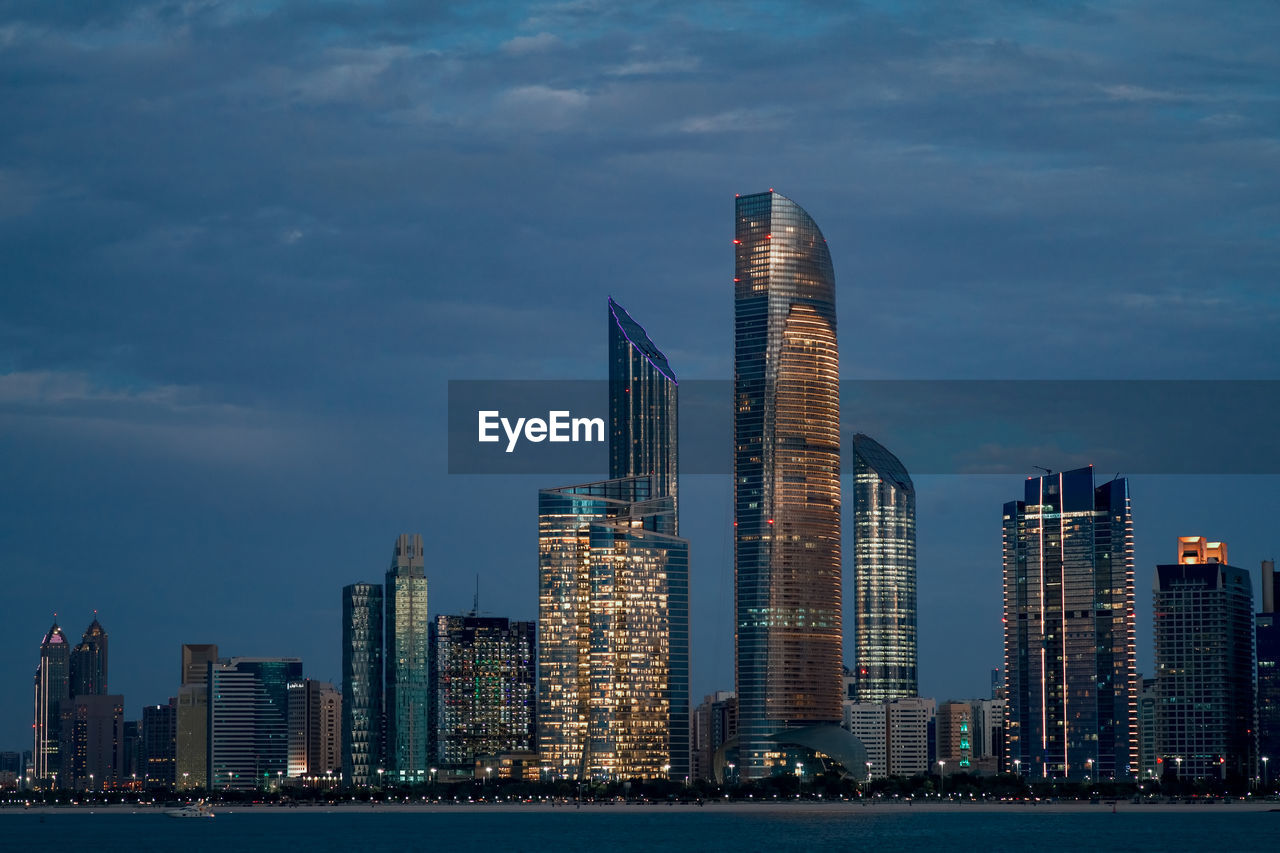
[663,763,671,782]
[1014,759,1021,779]
[865,761,872,785]
[1263,757,1270,792]
[938,761,946,798]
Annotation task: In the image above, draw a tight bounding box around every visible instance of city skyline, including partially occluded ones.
[3,0,1280,760]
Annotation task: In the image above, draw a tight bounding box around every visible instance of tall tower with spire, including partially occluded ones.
[33,619,71,784]
[71,615,108,696]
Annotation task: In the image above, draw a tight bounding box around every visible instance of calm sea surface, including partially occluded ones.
[2,806,1272,852]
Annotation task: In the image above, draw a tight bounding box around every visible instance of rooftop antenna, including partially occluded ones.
[1033,466,1052,476]
[472,575,480,617]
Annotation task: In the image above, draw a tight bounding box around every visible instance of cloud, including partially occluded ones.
[501,31,560,54]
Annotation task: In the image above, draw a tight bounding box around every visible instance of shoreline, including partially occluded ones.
[5,799,1279,816]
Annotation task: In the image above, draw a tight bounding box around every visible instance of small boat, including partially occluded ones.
[166,801,215,818]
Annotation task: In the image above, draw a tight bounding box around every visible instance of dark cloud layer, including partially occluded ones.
[2,1,1278,745]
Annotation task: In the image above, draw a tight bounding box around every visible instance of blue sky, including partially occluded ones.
[2,0,1278,748]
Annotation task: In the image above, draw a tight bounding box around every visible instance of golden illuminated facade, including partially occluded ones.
[537,480,687,780]
[536,299,687,781]
[734,190,842,779]
[851,434,917,701]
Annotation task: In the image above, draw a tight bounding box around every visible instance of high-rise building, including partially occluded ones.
[70,616,108,697]
[1137,676,1157,779]
[733,190,843,779]
[936,701,973,771]
[1002,466,1136,779]
[58,694,124,790]
[287,679,342,780]
[851,434,917,702]
[33,620,71,785]
[122,720,142,786]
[691,691,737,782]
[842,697,935,779]
[538,299,688,781]
[1257,560,1279,771]
[608,296,678,519]
[385,534,429,784]
[176,643,217,790]
[539,478,689,780]
[971,697,1007,772]
[142,701,177,789]
[1154,537,1256,781]
[208,657,302,791]
[342,582,384,787]
[429,614,536,773]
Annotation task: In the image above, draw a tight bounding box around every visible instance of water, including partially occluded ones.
[2,805,1271,852]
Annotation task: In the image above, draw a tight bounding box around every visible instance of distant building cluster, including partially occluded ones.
[16,190,1276,791]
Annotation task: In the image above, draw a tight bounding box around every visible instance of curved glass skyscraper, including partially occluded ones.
[851,434,917,702]
[733,190,842,779]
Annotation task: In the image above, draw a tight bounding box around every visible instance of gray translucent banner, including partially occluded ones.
[448,380,1280,475]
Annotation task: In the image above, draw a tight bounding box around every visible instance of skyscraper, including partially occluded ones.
[342,582,383,786]
[537,299,688,780]
[1002,467,1137,779]
[539,479,688,780]
[58,694,124,790]
[609,296,678,518]
[429,614,536,772]
[287,678,342,780]
[385,534,429,784]
[851,434,917,702]
[32,620,71,785]
[142,701,177,789]
[207,657,302,791]
[176,643,217,790]
[733,190,842,779]
[70,616,108,697]
[1154,537,1256,781]
[1257,560,1279,772]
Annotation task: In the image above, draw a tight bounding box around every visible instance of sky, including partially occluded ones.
[2,1,1278,750]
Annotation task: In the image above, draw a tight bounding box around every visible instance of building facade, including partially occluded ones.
[538,479,688,780]
[1153,537,1256,781]
[287,679,342,781]
[691,691,737,782]
[429,614,536,774]
[1257,560,1279,773]
[385,534,429,784]
[207,657,303,791]
[58,694,124,789]
[1002,466,1137,779]
[842,697,935,779]
[851,434,917,702]
[70,616,108,697]
[733,190,843,779]
[342,582,383,786]
[142,701,177,789]
[33,620,71,785]
[176,643,217,789]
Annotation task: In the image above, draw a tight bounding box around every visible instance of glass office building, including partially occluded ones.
[342,582,383,786]
[32,620,71,784]
[70,616,108,697]
[207,657,302,791]
[1154,538,1256,781]
[537,299,688,781]
[851,434,917,702]
[429,614,536,771]
[733,190,842,779]
[385,534,429,783]
[538,479,688,780]
[608,296,678,521]
[1002,466,1137,779]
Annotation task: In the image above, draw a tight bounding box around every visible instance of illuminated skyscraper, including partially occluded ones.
[851,434,917,702]
[176,643,217,790]
[609,296,678,521]
[1002,466,1137,779]
[537,299,688,780]
[1154,537,1256,780]
[342,582,383,786]
[429,613,536,772]
[70,616,108,697]
[33,620,71,784]
[207,657,302,791]
[385,534,429,783]
[1257,560,1280,775]
[733,190,842,779]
